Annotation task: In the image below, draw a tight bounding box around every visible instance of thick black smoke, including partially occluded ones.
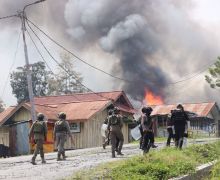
[1,0,219,103]
[64,0,219,102]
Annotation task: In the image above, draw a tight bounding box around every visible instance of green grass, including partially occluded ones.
[68,142,220,180]
[203,161,220,180]
[131,137,167,144]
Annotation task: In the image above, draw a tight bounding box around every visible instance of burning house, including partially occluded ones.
[150,102,220,137]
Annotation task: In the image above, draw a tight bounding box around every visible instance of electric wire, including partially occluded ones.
[1,31,21,99]
[26,18,214,86]
[26,20,114,102]
[26,28,82,101]
[0,14,17,20]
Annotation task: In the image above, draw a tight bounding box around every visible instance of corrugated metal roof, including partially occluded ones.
[151,102,216,117]
[0,91,135,124]
[0,106,16,125]
[27,100,111,122]
[34,91,123,105]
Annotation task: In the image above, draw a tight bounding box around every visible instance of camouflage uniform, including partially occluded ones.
[54,112,72,161]
[107,108,124,158]
[29,113,47,165]
[141,107,154,154]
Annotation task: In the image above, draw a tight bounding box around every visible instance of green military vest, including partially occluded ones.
[56,120,67,132]
[33,121,45,134]
[109,115,120,125]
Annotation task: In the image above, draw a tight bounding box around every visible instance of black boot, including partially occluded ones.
[61,152,66,160]
[41,156,46,164]
[31,157,37,165]
[57,153,61,161]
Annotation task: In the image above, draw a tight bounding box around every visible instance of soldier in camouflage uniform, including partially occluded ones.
[107,107,124,158]
[141,107,154,154]
[54,112,74,161]
[29,113,47,165]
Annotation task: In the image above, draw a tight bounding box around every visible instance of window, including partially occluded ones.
[69,122,80,133]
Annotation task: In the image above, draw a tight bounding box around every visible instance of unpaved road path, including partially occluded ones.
[0,138,219,180]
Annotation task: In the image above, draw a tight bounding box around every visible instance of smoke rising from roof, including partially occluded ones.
[64,0,219,101]
[1,0,219,104]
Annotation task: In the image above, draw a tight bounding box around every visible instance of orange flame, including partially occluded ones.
[144,89,164,105]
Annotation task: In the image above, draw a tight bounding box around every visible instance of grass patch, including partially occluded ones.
[69,141,220,180]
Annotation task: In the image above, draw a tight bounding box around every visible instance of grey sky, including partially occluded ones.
[0,0,220,107]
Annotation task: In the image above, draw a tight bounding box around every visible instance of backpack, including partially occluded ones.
[56,120,67,132]
[142,115,153,130]
[33,121,45,134]
[109,114,119,125]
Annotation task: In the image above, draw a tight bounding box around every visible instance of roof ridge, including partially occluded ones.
[34,90,123,99]
[156,102,216,106]
[34,99,111,106]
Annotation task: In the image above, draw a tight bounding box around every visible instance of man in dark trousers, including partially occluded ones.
[171,104,189,149]
[166,114,174,146]
[107,107,124,158]
[29,113,47,165]
[54,112,74,161]
[141,107,154,154]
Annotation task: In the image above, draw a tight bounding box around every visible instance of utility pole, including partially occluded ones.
[18,0,46,121]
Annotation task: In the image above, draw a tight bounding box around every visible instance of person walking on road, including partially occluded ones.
[166,114,174,146]
[107,107,124,158]
[141,107,154,154]
[54,112,74,161]
[171,104,189,149]
[29,113,47,165]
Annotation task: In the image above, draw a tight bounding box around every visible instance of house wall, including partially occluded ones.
[0,127,9,146]
[65,109,130,149]
[10,122,30,156]
[13,108,31,122]
[209,104,220,136]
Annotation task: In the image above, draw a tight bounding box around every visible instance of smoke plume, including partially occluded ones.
[1,0,219,103]
[64,0,219,101]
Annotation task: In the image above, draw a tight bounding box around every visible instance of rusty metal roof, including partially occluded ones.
[24,100,111,122]
[0,106,16,125]
[151,102,216,117]
[0,91,135,124]
[34,91,124,105]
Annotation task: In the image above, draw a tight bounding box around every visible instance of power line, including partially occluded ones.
[0,14,17,20]
[26,19,113,102]
[26,18,133,83]
[26,28,82,101]
[26,18,215,86]
[1,30,21,99]
[26,28,54,74]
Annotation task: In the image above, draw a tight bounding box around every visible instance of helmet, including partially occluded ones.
[37,113,44,121]
[141,107,153,114]
[58,112,66,119]
[108,109,113,116]
[177,104,184,110]
[113,107,120,114]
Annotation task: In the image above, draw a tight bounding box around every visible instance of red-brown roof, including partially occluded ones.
[0,91,135,124]
[24,100,111,122]
[0,106,16,125]
[151,102,216,117]
[34,91,124,105]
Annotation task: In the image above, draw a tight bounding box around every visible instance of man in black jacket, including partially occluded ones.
[171,104,189,149]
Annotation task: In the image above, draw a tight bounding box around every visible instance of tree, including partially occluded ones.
[205,57,220,89]
[48,52,88,95]
[10,61,51,103]
[0,99,5,113]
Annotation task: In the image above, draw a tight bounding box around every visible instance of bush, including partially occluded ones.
[70,142,220,180]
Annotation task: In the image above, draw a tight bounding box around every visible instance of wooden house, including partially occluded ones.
[150,102,220,137]
[0,91,135,156]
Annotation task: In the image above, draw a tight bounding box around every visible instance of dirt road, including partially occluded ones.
[0,138,218,180]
